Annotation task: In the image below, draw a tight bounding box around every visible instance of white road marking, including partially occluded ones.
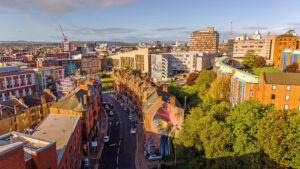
[117,147,120,154]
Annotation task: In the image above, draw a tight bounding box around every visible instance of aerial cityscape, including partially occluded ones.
[0,0,299,169]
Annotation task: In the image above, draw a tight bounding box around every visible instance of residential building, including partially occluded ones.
[0,90,56,135]
[32,66,64,92]
[112,69,184,156]
[190,27,219,53]
[264,35,278,65]
[46,53,69,59]
[151,51,214,81]
[36,57,58,67]
[0,67,36,101]
[0,62,29,69]
[32,114,81,169]
[280,49,300,70]
[0,132,57,169]
[81,53,100,74]
[273,30,298,68]
[214,56,300,110]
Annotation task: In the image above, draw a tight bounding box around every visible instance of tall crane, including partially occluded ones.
[59,24,69,51]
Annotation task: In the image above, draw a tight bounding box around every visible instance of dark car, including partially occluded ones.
[108,102,114,109]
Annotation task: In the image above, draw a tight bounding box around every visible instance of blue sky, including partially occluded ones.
[1,0,300,42]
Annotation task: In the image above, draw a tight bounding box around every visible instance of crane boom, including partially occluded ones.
[59,24,68,41]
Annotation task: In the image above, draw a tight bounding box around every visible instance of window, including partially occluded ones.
[285,95,290,101]
[272,85,276,90]
[284,105,288,110]
[298,106,300,111]
[286,85,291,91]
[271,94,276,100]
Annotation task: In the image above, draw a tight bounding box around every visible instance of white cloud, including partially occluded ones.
[0,0,140,14]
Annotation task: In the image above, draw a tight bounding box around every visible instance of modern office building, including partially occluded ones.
[190,27,219,53]
[280,49,300,70]
[151,52,214,81]
[58,59,81,76]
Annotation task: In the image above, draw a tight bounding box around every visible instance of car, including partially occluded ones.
[84,158,89,167]
[130,127,136,134]
[128,115,133,120]
[102,102,107,106]
[148,154,162,161]
[108,102,114,108]
[109,111,114,117]
[103,136,110,143]
[105,105,111,111]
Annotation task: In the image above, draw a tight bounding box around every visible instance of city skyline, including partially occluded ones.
[1,0,300,42]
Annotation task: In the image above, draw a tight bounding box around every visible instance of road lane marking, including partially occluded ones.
[117,147,120,154]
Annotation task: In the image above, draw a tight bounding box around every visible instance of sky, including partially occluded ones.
[1,0,300,43]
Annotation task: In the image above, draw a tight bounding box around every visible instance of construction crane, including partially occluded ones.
[59,24,69,51]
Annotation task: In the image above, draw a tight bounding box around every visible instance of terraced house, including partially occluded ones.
[0,89,56,135]
[112,69,184,156]
[214,56,300,110]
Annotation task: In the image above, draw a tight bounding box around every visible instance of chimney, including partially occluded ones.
[163,85,168,93]
[80,85,88,91]
[158,96,162,101]
[156,82,161,87]
[14,105,21,115]
[169,96,176,105]
[83,95,88,105]
[19,98,24,104]
[143,92,148,101]
[41,95,46,104]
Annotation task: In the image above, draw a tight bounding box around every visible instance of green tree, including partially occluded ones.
[258,110,300,168]
[252,56,266,68]
[194,70,216,98]
[209,77,230,101]
[242,50,257,69]
[226,100,274,165]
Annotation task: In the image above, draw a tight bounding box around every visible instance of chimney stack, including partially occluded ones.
[163,85,168,93]
[169,96,176,105]
[41,95,46,104]
[83,95,88,105]
[150,78,154,83]
[156,82,161,87]
[88,91,92,100]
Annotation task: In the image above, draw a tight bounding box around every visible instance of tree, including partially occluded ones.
[209,77,230,101]
[253,56,266,68]
[132,68,141,75]
[194,70,216,99]
[186,72,199,85]
[258,110,300,168]
[242,50,257,69]
[283,63,298,72]
[226,100,275,165]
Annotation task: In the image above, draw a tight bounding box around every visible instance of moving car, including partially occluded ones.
[128,115,133,120]
[148,154,162,161]
[108,110,114,117]
[103,136,110,143]
[130,127,136,134]
[108,102,114,109]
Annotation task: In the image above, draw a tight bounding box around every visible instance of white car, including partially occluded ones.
[109,111,114,117]
[103,136,110,143]
[128,115,133,120]
[130,127,136,134]
[148,154,162,161]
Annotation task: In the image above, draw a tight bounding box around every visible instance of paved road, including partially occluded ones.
[98,91,136,169]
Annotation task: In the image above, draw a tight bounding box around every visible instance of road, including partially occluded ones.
[98,91,136,169]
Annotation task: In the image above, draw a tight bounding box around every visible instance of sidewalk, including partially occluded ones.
[135,119,150,169]
[89,106,108,169]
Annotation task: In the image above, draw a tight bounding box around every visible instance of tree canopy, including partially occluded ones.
[253,56,266,68]
[242,50,257,69]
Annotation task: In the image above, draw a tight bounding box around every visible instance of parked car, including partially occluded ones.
[102,102,107,106]
[109,111,114,117]
[105,105,111,111]
[128,115,133,120]
[108,102,114,108]
[130,127,136,134]
[84,158,89,167]
[148,154,162,161]
[103,136,110,143]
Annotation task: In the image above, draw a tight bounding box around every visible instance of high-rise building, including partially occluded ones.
[264,35,278,65]
[190,27,219,53]
[273,30,298,68]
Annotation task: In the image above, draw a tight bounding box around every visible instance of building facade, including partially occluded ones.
[58,59,82,76]
[81,54,100,75]
[280,49,300,70]
[190,27,219,53]
[151,51,214,81]
[0,67,36,101]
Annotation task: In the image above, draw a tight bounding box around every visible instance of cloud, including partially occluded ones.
[68,27,137,36]
[242,26,268,30]
[0,0,140,15]
[155,27,186,32]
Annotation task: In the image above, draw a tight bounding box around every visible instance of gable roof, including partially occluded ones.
[264,72,300,85]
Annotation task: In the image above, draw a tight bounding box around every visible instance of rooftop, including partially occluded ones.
[0,99,27,119]
[32,114,80,163]
[0,132,55,160]
[264,72,300,85]
[21,91,56,107]
[0,67,32,75]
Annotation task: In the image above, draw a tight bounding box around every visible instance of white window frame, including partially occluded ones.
[284,104,289,110]
[286,85,291,91]
[285,95,290,101]
[272,85,276,90]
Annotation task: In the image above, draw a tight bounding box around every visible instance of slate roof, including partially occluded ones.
[264,72,300,85]
[0,99,27,119]
[21,92,56,107]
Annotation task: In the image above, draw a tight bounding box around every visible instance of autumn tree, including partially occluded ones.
[283,63,298,72]
[253,56,266,68]
[186,72,199,85]
[209,77,230,101]
[242,50,257,69]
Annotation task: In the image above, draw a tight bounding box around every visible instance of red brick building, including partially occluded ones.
[0,67,36,101]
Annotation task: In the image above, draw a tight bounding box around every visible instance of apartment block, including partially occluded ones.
[81,54,100,74]
[151,51,214,81]
[36,57,58,67]
[280,49,300,70]
[273,30,298,68]
[0,67,36,101]
[190,27,219,53]
[214,56,300,110]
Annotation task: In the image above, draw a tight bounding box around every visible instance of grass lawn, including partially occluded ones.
[251,67,281,76]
